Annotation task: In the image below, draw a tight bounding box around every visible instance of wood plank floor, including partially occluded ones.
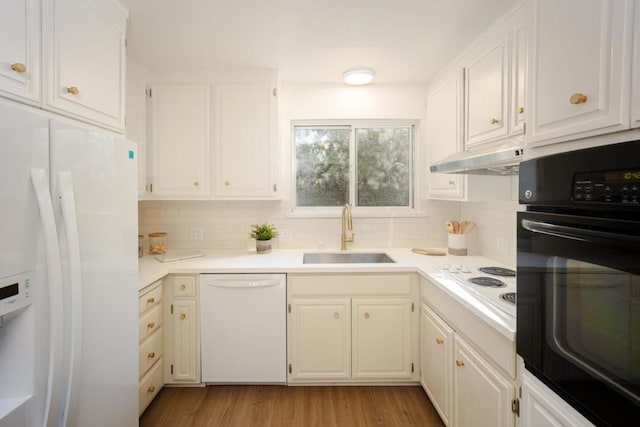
[140,385,445,427]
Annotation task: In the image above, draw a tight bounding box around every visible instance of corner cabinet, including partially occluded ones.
[164,275,200,384]
[213,84,278,199]
[126,71,147,197]
[526,0,634,146]
[0,0,41,105]
[287,274,419,384]
[147,85,211,198]
[138,280,164,416]
[42,0,128,131]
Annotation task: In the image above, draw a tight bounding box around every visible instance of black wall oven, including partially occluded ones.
[517,141,640,426]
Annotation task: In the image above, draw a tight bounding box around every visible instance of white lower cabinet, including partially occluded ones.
[287,274,419,383]
[138,280,164,416]
[520,370,594,427]
[420,277,517,427]
[164,275,201,384]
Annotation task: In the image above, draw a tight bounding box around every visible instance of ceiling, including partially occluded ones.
[121,0,518,84]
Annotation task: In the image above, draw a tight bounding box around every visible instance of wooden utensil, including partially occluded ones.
[445,220,455,234]
[461,221,476,234]
[452,220,461,234]
[412,248,446,256]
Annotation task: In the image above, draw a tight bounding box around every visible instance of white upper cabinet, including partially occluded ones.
[148,85,211,198]
[526,0,633,146]
[43,0,128,131]
[213,84,277,199]
[464,31,510,148]
[510,8,527,135]
[632,1,640,129]
[0,0,40,104]
[125,71,147,197]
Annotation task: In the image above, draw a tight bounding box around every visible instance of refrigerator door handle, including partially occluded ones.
[30,168,64,427]
[57,171,83,427]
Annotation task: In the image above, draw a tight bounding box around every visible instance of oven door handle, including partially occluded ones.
[521,218,640,245]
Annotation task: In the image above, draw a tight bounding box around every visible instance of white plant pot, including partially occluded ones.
[256,239,272,254]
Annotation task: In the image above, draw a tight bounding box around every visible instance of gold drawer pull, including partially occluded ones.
[11,63,27,73]
[193,181,199,187]
[456,360,465,367]
[224,181,230,186]
[334,312,340,319]
[569,93,588,105]
[518,107,524,114]
[147,322,155,329]
[364,312,370,319]
[147,386,156,393]
[67,86,80,95]
[147,352,156,358]
[435,338,444,344]
[180,284,186,291]
[180,313,186,320]
[490,118,499,125]
[147,297,155,304]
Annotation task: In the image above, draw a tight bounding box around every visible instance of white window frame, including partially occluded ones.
[290,119,419,218]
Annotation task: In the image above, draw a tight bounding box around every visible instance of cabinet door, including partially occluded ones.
[214,85,277,199]
[426,69,464,200]
[43,0,127,131]
[510,7,527,135]
[288,299,351,381]
[464,33,509,147]
[352,298,413,380]
[0,0,40,104]
[452,336,515,427]
[148,84,211,198]
[526,0,633,146]
[632,1,640,129]
[126,73,147,197]
[421,305,453,426]
[167,299,199,383]
[520,371,594,427]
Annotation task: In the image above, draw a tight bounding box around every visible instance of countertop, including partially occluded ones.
[138,248,516,340]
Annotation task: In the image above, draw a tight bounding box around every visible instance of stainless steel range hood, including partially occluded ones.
[429,147,524,175]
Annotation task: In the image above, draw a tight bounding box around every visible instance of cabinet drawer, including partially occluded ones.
[171,275,196,297]
[139,304,162,343]
[139,326,163,380]
[139,281,163,315]
[138,357,163,416]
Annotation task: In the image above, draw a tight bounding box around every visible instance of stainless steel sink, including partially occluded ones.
[302,252,395,264]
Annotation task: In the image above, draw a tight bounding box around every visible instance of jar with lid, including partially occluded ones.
[148,232,167,254]
[138,234,143,258]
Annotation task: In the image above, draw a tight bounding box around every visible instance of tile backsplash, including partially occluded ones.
[138,198,518,266]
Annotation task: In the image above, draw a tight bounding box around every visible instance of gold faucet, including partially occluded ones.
[341,204,354,251]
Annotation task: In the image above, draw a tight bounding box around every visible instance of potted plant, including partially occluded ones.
[249,223,279,254]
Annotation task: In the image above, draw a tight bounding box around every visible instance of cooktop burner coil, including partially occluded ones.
[499,292,516,305]
[468,277,507,288]
[478,266,516,277]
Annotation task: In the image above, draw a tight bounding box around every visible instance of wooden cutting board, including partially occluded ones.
[411,248,446,256]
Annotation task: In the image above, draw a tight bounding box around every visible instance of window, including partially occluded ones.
[294,121,415,213]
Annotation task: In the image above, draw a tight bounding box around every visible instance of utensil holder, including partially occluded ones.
[448,233,467,256]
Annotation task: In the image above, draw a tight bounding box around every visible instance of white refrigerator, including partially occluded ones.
[0,104,138,426]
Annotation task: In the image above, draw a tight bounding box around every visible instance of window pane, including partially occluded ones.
[356,127,411,207]
[295,127,350,207]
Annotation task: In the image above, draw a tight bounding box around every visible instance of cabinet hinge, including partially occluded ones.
[288,364,292,374]
[273,183,277,192]
[149,183,153,193]
[288,303,291,313]
[511,398,520,417]
[125,38,128,48]
[523,122,526,135]
[147,88,152,98]
[411,363,414,373]
[170,364,174,375]
[170,303,173,314]
[411,302,415,312]
[273,88,277,97]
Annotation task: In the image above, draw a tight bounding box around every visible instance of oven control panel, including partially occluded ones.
[573,169,640,204]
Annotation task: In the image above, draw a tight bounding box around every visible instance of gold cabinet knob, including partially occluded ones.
[193,181,199,187]
[364,312,370,319]
[180,284,186,291]
[490,118,499,125]
[334,312,340,319]
[449,180,455,187]
[518,107,524,114]
[10,63,27,73]
[147,322,155,329]
[435,338,444,344]
[180,313,186,320]
[147,352,156,358]
[456,360,465,367]
[569,93,588,105]
[67,86,80,95]
[147,297,155,304]
[224,181,230,186]
[147,386,156,393]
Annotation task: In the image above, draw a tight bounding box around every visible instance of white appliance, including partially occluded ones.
[200,274,286,383]
[0,104,138,427]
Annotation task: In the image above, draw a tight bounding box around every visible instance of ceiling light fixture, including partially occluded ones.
[343,68,375,85]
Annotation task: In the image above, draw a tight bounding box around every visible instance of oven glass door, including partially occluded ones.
[517,211,640,426]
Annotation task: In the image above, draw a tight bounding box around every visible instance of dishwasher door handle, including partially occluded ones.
[205,279,281,288]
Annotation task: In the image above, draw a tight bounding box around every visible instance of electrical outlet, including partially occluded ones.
[279,229,292,241]
[190,227,204,240]
[497,237,509,255]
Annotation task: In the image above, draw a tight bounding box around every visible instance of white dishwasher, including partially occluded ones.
[200,274,286,383]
